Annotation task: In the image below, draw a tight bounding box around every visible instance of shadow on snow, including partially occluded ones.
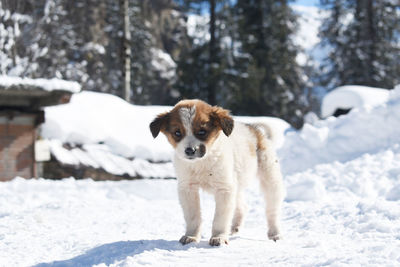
[33,239,207,267]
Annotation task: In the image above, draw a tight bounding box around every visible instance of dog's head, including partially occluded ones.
[150,99,234,161]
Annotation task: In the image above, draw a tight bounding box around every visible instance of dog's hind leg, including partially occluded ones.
[257,147,284,241]
[231,189,247,235]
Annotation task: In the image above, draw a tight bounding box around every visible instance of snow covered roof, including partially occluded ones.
[321,85,390,118]
[49,140,174,179]
[0,75,81,94]
[0,75,81,109]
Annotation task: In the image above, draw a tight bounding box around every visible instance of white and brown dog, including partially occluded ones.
[150,99,284,246]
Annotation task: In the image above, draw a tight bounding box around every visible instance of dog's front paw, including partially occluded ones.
[209,236,229,246]
[179,235,199,245]
[268,228,282,242]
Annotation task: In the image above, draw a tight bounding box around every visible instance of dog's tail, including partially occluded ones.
[251,122,277,145]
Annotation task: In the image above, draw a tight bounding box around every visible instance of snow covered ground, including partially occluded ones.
[1,85,400,266]
[1,150,399,266]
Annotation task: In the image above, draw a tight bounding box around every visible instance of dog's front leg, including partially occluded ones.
[210,188,235,246]
[178,184,201,245]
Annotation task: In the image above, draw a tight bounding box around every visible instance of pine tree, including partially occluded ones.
[233,0,307,128]
[7,0,124,95]
[130,0,183,105]
[0,1,34,75]
[319,0,400,89]
[175,0,230,105]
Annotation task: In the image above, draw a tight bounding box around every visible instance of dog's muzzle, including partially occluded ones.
[184,144,206,159]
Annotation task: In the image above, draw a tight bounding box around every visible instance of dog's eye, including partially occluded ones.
[197,129,207,136]
[174,130,182,137]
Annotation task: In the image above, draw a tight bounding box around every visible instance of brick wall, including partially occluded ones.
[0,115,36,181]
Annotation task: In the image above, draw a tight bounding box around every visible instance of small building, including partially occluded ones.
[0,76,80,181]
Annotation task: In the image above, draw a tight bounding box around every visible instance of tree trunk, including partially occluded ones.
[121,0,131,102]
[208,0,217,105]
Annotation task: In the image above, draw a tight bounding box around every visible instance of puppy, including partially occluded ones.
[150,99,284,246]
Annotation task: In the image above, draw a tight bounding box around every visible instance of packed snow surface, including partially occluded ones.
[1,144,400,266]
[0,75,81,93]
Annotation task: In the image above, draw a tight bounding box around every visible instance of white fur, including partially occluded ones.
[174,117,284,246]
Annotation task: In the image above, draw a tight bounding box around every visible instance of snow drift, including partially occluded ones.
[280,85,400,175]
[321,85,390,118]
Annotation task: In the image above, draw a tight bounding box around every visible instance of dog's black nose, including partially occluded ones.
[185,147,196,156]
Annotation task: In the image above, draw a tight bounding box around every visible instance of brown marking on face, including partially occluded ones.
[246,124,267,152]
[192,101,222,146]
[164,108,186,148]
[150,108,185,148]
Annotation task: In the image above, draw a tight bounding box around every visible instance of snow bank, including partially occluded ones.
[0,75,81,93]
[321,85,390,118]
[41,91,174,163]
[285,144,400,202]
[279,85,400,174]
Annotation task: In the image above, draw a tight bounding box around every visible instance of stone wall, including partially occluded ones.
[0,113,36,181]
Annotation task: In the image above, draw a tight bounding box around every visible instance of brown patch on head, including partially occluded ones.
[172,99,234,145]
[190,100,234,146]
[150,107,186,148]
[246,124,267,153]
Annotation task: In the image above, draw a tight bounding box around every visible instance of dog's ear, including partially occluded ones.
[211,106,234,136]
[150,112,169,138]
